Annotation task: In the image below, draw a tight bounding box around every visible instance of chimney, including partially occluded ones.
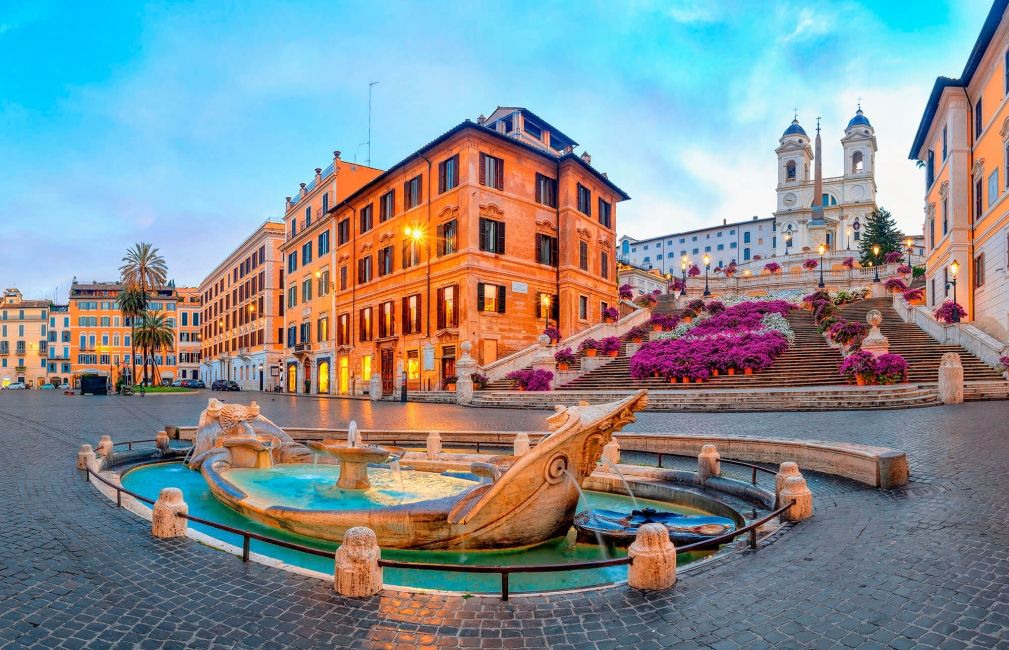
[752,216,758,221]
[285,196,292,211]
[299,182,307,197]
[580,151,592,165]
[315,168,322,184]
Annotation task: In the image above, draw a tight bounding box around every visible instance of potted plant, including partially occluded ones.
[600,336,622,358]
[618,284,635,301]
[884,251,903,265]
[554,347,576,371]
[627,324,649,344]
[579,338,600,357]
[838,350,877,386]
[896,264,912,275]
[705,300,725,315]
[687,298,706,313]
[688,264,701,278]
[505,369,554,391]
[602,306,620,324]
[443,376,458,391]
[802,258,818,271]
[841,257,855,270]
[543,326,561,344]
[883,277,908,293]
[875,353,909,385]
[634,293,657,308]
[763,261,782,274]
[999,355,1009,379]
[472,373,488,390]
[933,301,967,324]
[902,288,924,305]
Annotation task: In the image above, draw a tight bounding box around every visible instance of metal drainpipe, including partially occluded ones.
[418,152,433,392]
[963,86,975,320]
[555,157,562,334]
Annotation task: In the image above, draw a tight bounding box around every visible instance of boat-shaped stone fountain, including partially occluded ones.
[186,391,649,550]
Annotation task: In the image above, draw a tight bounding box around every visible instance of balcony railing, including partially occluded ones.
[293,343,312,353]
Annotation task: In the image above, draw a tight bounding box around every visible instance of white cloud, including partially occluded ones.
[781,8,835,43]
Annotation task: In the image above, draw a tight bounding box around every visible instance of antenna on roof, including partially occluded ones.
[367,81,379,167]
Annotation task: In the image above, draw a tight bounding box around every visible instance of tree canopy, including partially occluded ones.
[857,207,904,265]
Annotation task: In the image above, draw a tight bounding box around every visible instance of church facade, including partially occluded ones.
[773,109,878,255]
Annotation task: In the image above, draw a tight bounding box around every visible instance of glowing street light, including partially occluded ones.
[818,243,826,288]
[872,244,881,283]
[702,254,711,297]
[679,256,688,297]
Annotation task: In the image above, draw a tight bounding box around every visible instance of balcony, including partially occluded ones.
[293,343,312,353]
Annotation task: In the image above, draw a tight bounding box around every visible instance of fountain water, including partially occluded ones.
[600,456,640,510]
[347,420,359,448]
[563,469,609,559]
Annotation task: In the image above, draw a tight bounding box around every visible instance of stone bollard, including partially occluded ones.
[513,432,531,456]
[334,526,383,597]
[775,462,802,507]
[152,487,188,538]
[426,431,442,459]
[602,440,620,466]
[697,444,720,484]
[155,430,170,453]
[779,476,814,522]
[77,444,96,470]
[627,523,676,590]
[938,352,964,404]
[97,435,113,458]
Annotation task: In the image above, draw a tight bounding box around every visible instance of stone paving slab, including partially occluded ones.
[0,391,1006,648]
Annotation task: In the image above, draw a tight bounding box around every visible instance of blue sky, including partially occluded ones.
[0,0,994,299]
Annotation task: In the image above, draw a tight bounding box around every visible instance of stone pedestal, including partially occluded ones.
[553,369,580,388]
[697,444,720,484]
[870,282,887,298]
[334,527,383,597]
[625,342,642,357]
[152,487,188,538]
[155,430,170,453]
[97,435,113,458]
[368,374,381,402]
[602,440,620,466]
[77,444,96,470]
[580,356,613,373]
[860,310,889,357]
[627,523,676,590]
[938,352,964,404]
[775,462,802,508]
[426,431,442,459]
[779,476,814,522]
[531,334,557,376]
[455,341,478,405]
[513,432,531,456]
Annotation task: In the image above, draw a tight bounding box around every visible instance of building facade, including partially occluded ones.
[910,0,1009,338]
[198,220,287,390]
[176,287,201,381]
[281,107,627,395]
[46,304,72,386]
[618,217,776,273]
[0,288,51,388]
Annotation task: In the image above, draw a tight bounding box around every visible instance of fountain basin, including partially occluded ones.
[574,507,736,548]
[306,440,394,489]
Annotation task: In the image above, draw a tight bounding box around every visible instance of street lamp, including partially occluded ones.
[947,259,960,322]
[703,254,711,297]
[401,225,426,403]
[846,228,852,250]
[679,256,688,296]
[817,243,826,289]
[540,294,552,332]
[872,244,881,282]
[905,237,914,267]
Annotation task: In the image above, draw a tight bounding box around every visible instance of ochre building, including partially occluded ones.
[0,288,52,388]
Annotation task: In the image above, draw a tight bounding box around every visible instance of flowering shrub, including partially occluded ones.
[812,300,838,325]
[827,320,867,346]
[634,293,657,308]
[998,355,1009,371]
[802,258,818,270]
[724,262,738,278]
[627,324,650,341]
[760,312,795,344]
[505,368,553,391]
[764,262,782,274]
[578,338,600,353]
[600,336,623,354]
[802,289,830,307]
[842,257,855,269]
[687,298,706,312]
[884,251,903,264]
[602,306,620,322]
[543,326,561,343]
[839,350,878,384]
[883,277,908,292]
[688,264,701,278]
[618,284,634,301]
[554,347,576,366]
[669,277,685,292]
[896,264,912,274]
[706,300,726,314]
[649,313,679,330]
[471,373,488,389]
[902,288,924,301]
[875,353,909,384]
[933,301,966,323]
[816,314,840,335]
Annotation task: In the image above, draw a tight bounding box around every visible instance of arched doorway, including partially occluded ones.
[318,360,330,394]
[286,363,297,392]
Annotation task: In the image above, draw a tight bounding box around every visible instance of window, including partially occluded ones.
[851,151,863,173]
[598,198,611,228]
[337,314,350,346]
[339,266,348,291]
[378,246,394,276]
[317,269,329,296]
[379,301,394,338]
[926,150,935,189]
[479,218,505,254]
[302,241,313,265]
[317,316,328,342]
[942,126,948,161]
[402,294,422,335]
[287,285,297,308]
[975,99,983,139]
[743,232,751,244]
[479,153,504,190]
[402,237,421,269]
[360,203,374,233]
[929,218,935,249]
[578,295,588,320]
[359,307,373,341]
[785,160,796,181]
[743,248,751,261]
[535,173,557,207]
[404,176,422,210]
[436,285,459,328]
[438,155,459,193]
[304,205,312,228]
[974,252,985,288]
[536,234,558,267]
[287,251,297,273]
[579,241,588,271]
[989,169,999,209]
[337,218,350,245]
[358,255,373,284]
[290,218,296,238]
[577,184,592,216]
[379,191,395,222]
[303,278,313,302]
[477,283,505,313]
[601,251,609,279]
[975,177,983,221]
[322,192,329,214]
[437,220,457,256]
[318,230,330,256]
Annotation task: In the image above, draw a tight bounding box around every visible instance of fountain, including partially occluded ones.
[573,507,735,548]
[187,392,650,549]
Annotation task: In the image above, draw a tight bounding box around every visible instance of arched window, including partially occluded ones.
[851,151,864,173]
[821,193,838,207]
[785,160,797,181]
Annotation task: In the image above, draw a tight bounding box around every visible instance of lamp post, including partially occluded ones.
[846,228,852,250]
[905,237,913,267]
[947,259,960,322]
[402,225,425,402]
[540,294,551,332]
[872,244,881,283]
[703,254,711,297]
[817,243,826,289]
[679,257,688,297]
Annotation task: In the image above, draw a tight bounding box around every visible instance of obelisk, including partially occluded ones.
[811,117,824,223]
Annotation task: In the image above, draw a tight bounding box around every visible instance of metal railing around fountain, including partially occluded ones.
[82,447,794,601]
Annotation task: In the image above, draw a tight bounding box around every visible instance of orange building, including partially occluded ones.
[198,220,287,390]
[910,0,1009,334]
[176,287,201,381]
[69,280,180,387]
[281,107,627,395]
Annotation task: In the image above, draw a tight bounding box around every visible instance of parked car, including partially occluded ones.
[59,383,70,390]
[188,379,206,389]
[4,382,26,390]
[226,380,241,391]
[39,384,56,390]
[211,380,228,391]
[170,379,186,387]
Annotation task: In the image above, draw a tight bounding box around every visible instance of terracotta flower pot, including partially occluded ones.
[586,349,597,357]
[727,367,736,376]
[682,376,691,384]
[604,317,615,324]
[518,386,526,392]
[669,377,678,384]
[652,325,662,332]
[694,378,703,384]
[855,375,866,386]
[711,369,719,377]
[744,367,753,376]
[607,350,618,358]
[631,337,643,344]
[446,382,456,391]
[682,316,692,324]
[557,363,570,372]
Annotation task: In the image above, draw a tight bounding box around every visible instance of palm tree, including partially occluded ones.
[134,311,175,386]
[119,243,168,384]
[116,288,145,389]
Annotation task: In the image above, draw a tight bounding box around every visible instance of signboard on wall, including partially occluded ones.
[511,281,528,294]
[422,343,435,371]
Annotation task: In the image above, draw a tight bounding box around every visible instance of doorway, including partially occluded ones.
[380,348,394,395]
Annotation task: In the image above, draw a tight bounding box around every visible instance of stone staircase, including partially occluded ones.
[839,297,1004,383]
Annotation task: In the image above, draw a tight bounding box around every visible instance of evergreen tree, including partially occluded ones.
[857,207,904,265]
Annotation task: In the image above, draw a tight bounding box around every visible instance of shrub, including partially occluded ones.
[896,264,912,274]
[933,301,966,323]
[669,277,685,292]
[802,289,830,306]
[842,257,855,269]
[634,293,657,308]
[828,320,867,346]
[875,353,909,384]
[578,338,600,353]
[505,368,553,391]
[764,262,781,274]
[912,265,925,278]
[649,313,679,330]
[543,326,561,343]
[998,355,1009,371]
[706,300,726,314]
[903,288,924,301]
[723,262,738,278]
[471,373,488,389]
[602,306,620,322]
[600,336,622,354]
[687,298,706,312]
[884,251,903,264]
[816,314,840,335]
[554,347,576,366]
[802,258,818,270]
[883,277,908,292]
[627,324,650,341]
[618,284,634,301]
[839,350,877,384]
[688,264,701,277]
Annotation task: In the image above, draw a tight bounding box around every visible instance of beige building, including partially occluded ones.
[176,287,201,381]
[199,220,287,390]
[0,288,53,388]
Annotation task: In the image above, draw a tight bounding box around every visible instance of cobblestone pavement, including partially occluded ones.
[2,390,1008,648]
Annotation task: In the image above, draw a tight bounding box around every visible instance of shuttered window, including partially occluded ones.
[479,153,504,190]
[436,285,459,329]
[477,283,506,313]
[438,155,459,193]
[379,191,395,222]
[479,218,505,254]
[437,219,458,256]
[535,173,557,207]
[577,184,592,216]
[536,234,558,267]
